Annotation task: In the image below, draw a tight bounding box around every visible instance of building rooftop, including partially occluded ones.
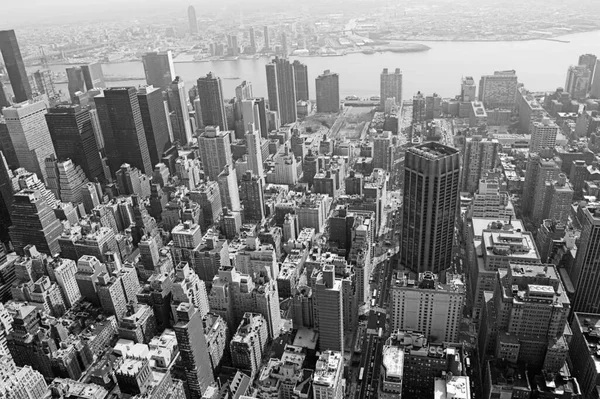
[410,142,458,159]
[435,376,471,399]
[573,313,600,374]
[488,360,531,391]
[482,230,539,261]
[313,351,342,388]
[382,346,404,379]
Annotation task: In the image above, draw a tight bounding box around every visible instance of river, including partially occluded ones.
[32,29,600,101]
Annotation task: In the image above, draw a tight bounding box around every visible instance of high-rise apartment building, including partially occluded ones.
[45,104,104,182]
[461,76,477,102]
[142,51,176,91]
[173,302,214,398]
[316,70,340,113]
[245,124,264,178]
[470,178,514,220]
[412,92,425,123]
[263,26,270,50]
[230,313,268,379]
[197,72,228,131]
[314,265,344,353]
[235,81,253,101]
[248,28,257,53]
[571,206,600,313]
[0,30,32,103]
[312,351,345,399]
[292,60,309,102]
[380,68,402,106]
[565,65,591,100]
[240,171,265,223]
[188,6,199,36]
[266,57,297,125]
[137,85,171,168]
[390,272,465,343]
[372,131,393,171]
[522,152,560,217]
[198,126,233,181]
[168,77,193,145]
[401,143,460,274]
[2,101,56,183]
[529,118,559,153]
[171,262,210,322]
[462,136,499,193]
[241,98,268,138]
[9,190,62,256]
[478,70,518,109]
[217,165,241,212]
[101,87,152,175]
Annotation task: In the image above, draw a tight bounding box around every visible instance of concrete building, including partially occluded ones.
[245,123,264,179]
[240,171,265,223]
[529,118,559,153]
[470,179,514,220]
[0,30,32,103]
[380,68,402,106]
[517,87,546,133]
[565,65,591,100]
[461,76,477,102]
[314,265,344,353]
[462,136,499,193]
[266,57,297,125]
[198,126,233,181]
[390,272,465,343]
[312,351,345,399]
[197,72,228,131]
[571,206,600,313]
[203,313,228,374]
[372,131,393,171]
[171,262,210,323]
[478,70,519,110]
[569,313,600,399]
[401,143,460,274]
[168,77,193,145]
[316,70,340,113]
[230,313,268,379]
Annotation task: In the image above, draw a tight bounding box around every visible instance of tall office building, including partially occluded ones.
[292,60,309,102]
[240,171,265,223]
[101,87,152,175]
[0,82,10,109]
[565,65,591,101]
[45,104,104,182]
[314,265,344,353]
[266,57,297,125]
[168,77,193,145]
[241,98,267,138]
[217,165,241,212]
[81,63,106,89]
[142,51,176,91]
[461,136,499,193]
[571,206,600,313]
[461,76,477,102]
[198,126,233,181]
[579,54,597,78]
[9,189,62,255]
[197,72,228,131]
[248,27,257,53]
[137,85,171,168]
[228,34,239,57]
[390,272,465,343]
[312,351,345,399]
[245,124,264,178]
[188,6,199,36]
[372,131,393,171]
[380,68,402,106]
[2,101,56,183]
[401,143,460,274]
[0,30,32,103]
[263,26,270,50]
[591,60,600,98]
[66,67,86,101]
[478,70,519,109]
[173,302,214,398]
[529,118,559,153]
[316,70,340,113]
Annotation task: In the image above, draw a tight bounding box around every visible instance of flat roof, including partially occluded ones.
[382,346,404,379]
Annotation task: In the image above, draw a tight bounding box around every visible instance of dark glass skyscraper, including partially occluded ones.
[292,60,309,102]
[240,170,265,223]
[401,142,460,274]
[81,63,106,89]
[9,189,63,256]
[138,85,171,168]
[0,30,32,103]
[45,104,104,182]
[66,67,86,100]
[266,57,297,125]
[316,70,340,113]
[101,87,152,176]
[197,72,228,131]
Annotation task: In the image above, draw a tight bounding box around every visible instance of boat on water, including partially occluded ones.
[223,77,240,80]
[362,49,376,55]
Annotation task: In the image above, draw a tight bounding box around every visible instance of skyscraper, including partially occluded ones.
[197,73,228,131]
[461,136,499,193]
[314,265,344,353]
[0,30,32,103]
[142,51,176,91]
[9,189,63,255]
[245,124,264,178]
[529,118,559,153]
[198,126,233,181]
[137,85,171,168]
[173,302,214,398]
[478,70,518,109]
[168,77,193,145]
[241,98,267,138]
[240,171,265,223]
[292,60,309,102]
[380,68,402,106]
[312,351,345,399]
[0,81,10,109]
[461,76,477,102]
[217,165,241,212]
[188,6,199,36]
[102,87,152,175]
[565,65,591,101]
[45,104,104,182]
[571,205,600,313]
[248,27,257,54]
[235,81,253,101]
[401,142,460,274]
[316,70,340,113]
[266,57,297,125]
[81,63,106,89]
[66,67,86,101]
[591,60,600,98]
[2,101,56,183]
[372,131,393,171]
[263,26,270,51]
